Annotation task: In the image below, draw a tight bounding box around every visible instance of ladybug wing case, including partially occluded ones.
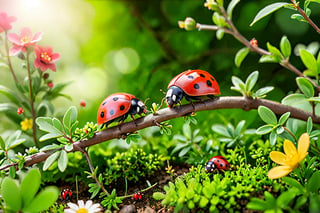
[97,93,132,125]
[169,70,220,97]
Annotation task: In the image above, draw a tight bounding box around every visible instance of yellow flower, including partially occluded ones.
[268,133,310,179]
[21,118,33,131]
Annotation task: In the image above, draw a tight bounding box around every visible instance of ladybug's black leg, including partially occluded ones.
[185,96,196,111]
[131,115,138,127]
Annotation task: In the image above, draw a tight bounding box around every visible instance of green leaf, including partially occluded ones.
[278,112,291,125]
[0,85,20,105]
[0,136,5,150]
[255,86,274,98]
[43,151,60,171]
[63,106,78,130]
[245,71,259,93]
[36,117,64,135]
[216,29,224,40]
[227,0,240,18]
[256,125,273,135]
[300,49,318,72]
[235,47,250,67]
[269,130,277,146]
[153,192,166,200]
[282,177,305,194]
[212,124,230,137]
[291,14,307,22]
[247,198,267,210]
[231,76,245,94]
[23,186,59,212]
[280,35,291,58]
[65,144,74,152]
[267,42,282,59]
[296,77,314,98]
[276,126,284,134]
[1,177,21,211]
[21,168,41,206]
[258,106,277,125]
[307,171,320,193]
[39,133,63,142]
[179,146,191,157]
[58,150,68,172]
[259,55,279,63]
[199,196,209,208]
[6,130,26,150]
[250,2,291,26]
[307,117,313,134]
[282,94,312,112]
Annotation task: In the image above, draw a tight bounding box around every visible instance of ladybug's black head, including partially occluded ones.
[205,161,215,173]
[129,98,147,115]
[166,86,184,107]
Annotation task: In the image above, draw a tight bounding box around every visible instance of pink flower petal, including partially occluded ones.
[51,53,60,62]
[7,33,21,45]
[9,45,23,56]
[20,27,32,38]
[32,31,43,42]
[46,63,57,72]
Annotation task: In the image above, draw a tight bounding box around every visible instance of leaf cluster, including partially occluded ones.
[153,164,274,212]
[0,168,59,212]
[104,148,165,185]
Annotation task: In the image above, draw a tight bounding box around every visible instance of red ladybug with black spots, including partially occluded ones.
[205,155,229,172]
[166,69,220,107]
[61,189,72,200]
[97,93,147,128]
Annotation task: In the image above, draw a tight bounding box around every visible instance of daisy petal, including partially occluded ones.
[64,209,76,213]
[270,151,287,165]
[298,133,310,161]
[78,200,85,208]
[67,202,79,210]
[85,200,93,209]
[267,165,293,179]
[284,139,297,156]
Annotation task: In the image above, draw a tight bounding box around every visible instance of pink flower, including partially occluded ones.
[7,27,43,55]
[34,45,60,72]
[0,12,17,33]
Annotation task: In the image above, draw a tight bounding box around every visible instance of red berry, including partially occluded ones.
[250,38,258,47]
[48,82,54,88]
[80,100,86,107]
[17,107,25,115]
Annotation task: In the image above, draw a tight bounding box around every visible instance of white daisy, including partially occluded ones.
[64,200,102,213]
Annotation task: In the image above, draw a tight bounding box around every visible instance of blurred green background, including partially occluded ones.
[1,0,320,132]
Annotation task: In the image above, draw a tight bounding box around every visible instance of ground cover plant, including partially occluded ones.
[1,0,320,212]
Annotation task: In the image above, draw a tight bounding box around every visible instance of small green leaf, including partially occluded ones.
[43,151,60,171]
[280,35,291,58]
[0,136,5,150]
[269,130,277,146]
[259,55,279,63]
[258,106,277,125]
[0,85,20,105]
[65,144,74,152]
[216,29,224,40]
[247,197,267,210]
[307,117,313,134]
[227,0,240,18]
[278,112,291,125]
[276,126,284,134]
[153,192,166,200]
[291,14,307,22]
[282,177,305,194]
[23,186,59,212]
[245,71,259,93]
[1,177,21,211]
[250,2,291,26]
[231,76,245,93]
[21,168,41,206]
[300,49,318,72]
[307,171,320,193]
[58,150,68,172]
[296,77,314,98]
[255,86,274,98]
[267,42,282,59]
[235,47,250,67]
[36,117,64,136]
[63,106,78,130]
[256,125,273,135]
[199,196,209,208]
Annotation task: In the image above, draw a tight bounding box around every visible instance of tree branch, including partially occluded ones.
[6,96,317,171]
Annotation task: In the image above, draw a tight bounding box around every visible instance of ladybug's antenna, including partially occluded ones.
[144,97,150,105]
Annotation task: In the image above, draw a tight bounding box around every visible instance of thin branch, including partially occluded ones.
[4,31,18,83]
[2,96,319,171]
[290,0,320,34]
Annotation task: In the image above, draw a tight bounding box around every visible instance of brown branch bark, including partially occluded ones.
[7,96,317,171]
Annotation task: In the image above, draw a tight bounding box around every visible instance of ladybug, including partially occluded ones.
[205,155,229,172]
[133,192,142,201]
[97,93,147,128]
[165,69,220,107]
[61,188,72,200]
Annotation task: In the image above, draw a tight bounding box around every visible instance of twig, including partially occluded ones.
[26,52,38,147]
[1,96,319,171]
[290,0,320,34]
[197,6,320,92]
[4,31,18,83]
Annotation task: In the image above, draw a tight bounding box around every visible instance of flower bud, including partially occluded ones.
[250,38,258,47]
[43,73,49,79]
[80,100,86,107]
[17,107,24,115]
[178,17,196,31]
[47,81,54,88]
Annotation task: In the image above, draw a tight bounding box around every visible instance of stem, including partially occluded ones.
[283,126,297,142]
[74,144,109,196]
[4,31,18,83]
[26,52,38,147]
[118,183,158,199]
[291,0,320,34]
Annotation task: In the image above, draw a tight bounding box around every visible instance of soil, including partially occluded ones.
[56,164,190,213]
